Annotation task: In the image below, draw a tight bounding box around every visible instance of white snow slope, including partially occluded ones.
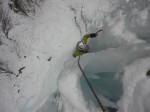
[0,0,150,112]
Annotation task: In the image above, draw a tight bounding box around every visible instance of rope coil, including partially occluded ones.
[78,56,105,112]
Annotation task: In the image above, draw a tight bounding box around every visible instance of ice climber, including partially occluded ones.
[73,30,103,57]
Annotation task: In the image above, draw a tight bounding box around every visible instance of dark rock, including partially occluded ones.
[18,90,20,93]
[146,70,150,78]
[18,67,26,74]
[48,57,52,61]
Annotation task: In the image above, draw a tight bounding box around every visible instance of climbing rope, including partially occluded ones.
[78,56,106,112]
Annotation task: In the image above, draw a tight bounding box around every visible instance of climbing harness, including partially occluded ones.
[78,56,105,112]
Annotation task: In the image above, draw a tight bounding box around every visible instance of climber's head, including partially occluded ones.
[76,41,89,52]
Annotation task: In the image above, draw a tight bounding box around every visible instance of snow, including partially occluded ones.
[118,58,150,112]
[0,0,150,112]
[58,64,90,112]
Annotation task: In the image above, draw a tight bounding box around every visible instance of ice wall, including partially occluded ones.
[0,0,81,112]
[118,58,150,112]
[0,0,150,112]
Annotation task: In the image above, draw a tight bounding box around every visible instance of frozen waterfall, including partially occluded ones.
[0,0,150,112]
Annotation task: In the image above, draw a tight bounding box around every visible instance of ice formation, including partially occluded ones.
[0,0,150,112]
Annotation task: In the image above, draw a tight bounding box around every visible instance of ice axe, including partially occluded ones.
[95,29,103,34]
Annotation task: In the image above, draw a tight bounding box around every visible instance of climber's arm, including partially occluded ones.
[81,34,90,44]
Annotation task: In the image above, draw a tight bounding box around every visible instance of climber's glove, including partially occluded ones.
[90,33,97,38]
